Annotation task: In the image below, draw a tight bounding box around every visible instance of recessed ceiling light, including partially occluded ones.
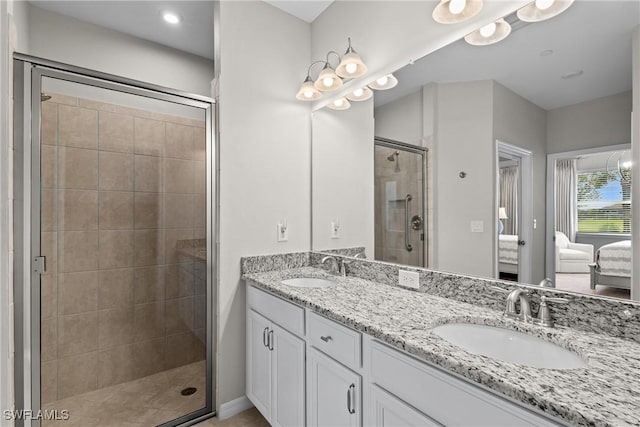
[162,11,181,24]
[540,49,554,57]
[561,70,584,79]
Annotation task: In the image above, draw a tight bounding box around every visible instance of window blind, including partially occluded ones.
[577,170,632,234]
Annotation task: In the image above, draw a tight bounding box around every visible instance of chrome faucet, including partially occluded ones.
[321,256,339,273]
[505,289,533,323]
[538,278,554,288]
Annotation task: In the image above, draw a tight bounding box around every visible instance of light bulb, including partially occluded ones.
[376,76,388,86]
[334,99,344,107]
[448,0,466,15]
[323,77,334,87]
[162,12,181,24]
[303,90,314,99]
[353,88,364,97]
[535,0,555,10]
[345,63,358,74]
[479,22,497,38]
[622,161,632,169]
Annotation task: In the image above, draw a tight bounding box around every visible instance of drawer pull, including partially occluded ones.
[263,327,269,348]
[347,383,355,414]
[320,335,333,342]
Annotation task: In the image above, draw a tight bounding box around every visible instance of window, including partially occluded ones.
[577,169,632,233]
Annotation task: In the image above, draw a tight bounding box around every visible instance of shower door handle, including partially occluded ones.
[405,195,413,252]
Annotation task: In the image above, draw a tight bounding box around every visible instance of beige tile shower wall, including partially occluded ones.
[40,94,207,403]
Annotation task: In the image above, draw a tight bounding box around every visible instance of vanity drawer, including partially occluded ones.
[370,341,561,426]
[247,285,304,336]
[307,311,361,369]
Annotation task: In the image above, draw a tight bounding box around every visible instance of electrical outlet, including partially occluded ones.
[330,221,340,239]
[277,220,288,242]
[470,220,484,233]
[399,270,420,289]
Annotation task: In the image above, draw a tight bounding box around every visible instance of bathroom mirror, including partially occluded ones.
[311,0,638,300]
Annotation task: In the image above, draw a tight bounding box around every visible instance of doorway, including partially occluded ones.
[374,138,427,268]
[13,57,216,426]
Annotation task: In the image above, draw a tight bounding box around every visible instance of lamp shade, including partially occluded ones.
[464,18,511,46]
[432,0,483,24]
[517,0,574,23]
[368,74,398,91]
[498,207,508,220]
[336,51,368,79]
[327,97,351,111]
[295,77,322,101]
[314,64,343,91]
[346,86,373,102]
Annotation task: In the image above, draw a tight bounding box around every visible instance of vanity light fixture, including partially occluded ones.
[296,38,368,101]
[432,0,483,24]
[368,74,398,91]
[346,86,373,102]
[464,18,511,46]
[517,0,574,23]
[336,38,368,78]
[327,97,351,110]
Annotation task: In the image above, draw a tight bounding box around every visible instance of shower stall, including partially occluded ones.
[374,138,427,267]
[13,56,217,426]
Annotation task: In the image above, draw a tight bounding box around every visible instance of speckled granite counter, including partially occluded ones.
[243,266,640,427]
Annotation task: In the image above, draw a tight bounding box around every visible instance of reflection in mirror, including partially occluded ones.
[311,0,639,301]
[497,152,521,282]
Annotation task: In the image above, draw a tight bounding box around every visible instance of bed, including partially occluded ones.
[589,240,632,290]
[499,234,519,275]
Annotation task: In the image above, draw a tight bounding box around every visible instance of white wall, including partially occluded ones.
[218,0,311,407]
[434,81,494,278]
[546,91,632,154]
[493,82,547,284]
[374,91,423,146]
[22,4,214,97]
[312,99,374,254]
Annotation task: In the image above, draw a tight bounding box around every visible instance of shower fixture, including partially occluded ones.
[387,151,399,161]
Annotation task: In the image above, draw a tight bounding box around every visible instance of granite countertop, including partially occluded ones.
[243,266,640,427]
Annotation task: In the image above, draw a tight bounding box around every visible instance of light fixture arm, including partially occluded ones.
[306,60,328,79]
[325,51,342,68]
[344,37,356,54]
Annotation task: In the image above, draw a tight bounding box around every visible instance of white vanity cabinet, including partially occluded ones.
[246,283,564,427]
[246,288,305,427]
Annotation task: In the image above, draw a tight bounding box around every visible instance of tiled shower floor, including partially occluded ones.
[43,361,207,426]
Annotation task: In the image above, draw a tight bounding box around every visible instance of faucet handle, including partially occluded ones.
[535,295,568,327]
[489,286,510,294]
[540,295,568,304]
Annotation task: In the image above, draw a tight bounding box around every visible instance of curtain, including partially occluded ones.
[555,158,577,242]
[499,166,518,235]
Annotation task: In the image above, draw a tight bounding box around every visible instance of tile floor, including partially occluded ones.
[43,361,208,426]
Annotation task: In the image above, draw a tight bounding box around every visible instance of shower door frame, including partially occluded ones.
[374,137,428,268]
[13,54,219,427]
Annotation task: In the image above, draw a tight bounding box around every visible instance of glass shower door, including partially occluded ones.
[34,70,214,427]
[374,141,426,267]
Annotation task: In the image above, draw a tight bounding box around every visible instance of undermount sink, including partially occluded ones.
[281,277,336,288]
[432,323,586,370]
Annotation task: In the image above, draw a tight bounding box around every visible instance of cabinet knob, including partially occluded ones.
[320,335,333,343]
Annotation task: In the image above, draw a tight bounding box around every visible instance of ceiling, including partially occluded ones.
[264,0,334,23]
[375,1,639,111]
[29,1,215,59]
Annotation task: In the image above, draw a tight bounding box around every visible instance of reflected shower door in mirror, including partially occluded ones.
[310,0,639,300]
[374,140,426,267]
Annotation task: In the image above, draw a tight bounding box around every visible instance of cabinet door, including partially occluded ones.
[307,347,361,427]
[247,309,272,420]
[371,385,441,427]
[271,324,306,427]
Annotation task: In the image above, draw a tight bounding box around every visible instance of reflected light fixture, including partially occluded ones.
[346,86,373,102]
[162,11,181,24]
[432,0,483,24]
[327,97,351,111]
[464,18,511,46]
[517,0,575,22]
[368,74,398,91]
[336,38,368,78]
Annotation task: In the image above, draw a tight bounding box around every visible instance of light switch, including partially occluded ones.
[330,220,340,239]
[470,220,484,233]
[277,220,288,242]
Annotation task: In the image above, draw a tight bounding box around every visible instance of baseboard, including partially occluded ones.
[218,395,254,420]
